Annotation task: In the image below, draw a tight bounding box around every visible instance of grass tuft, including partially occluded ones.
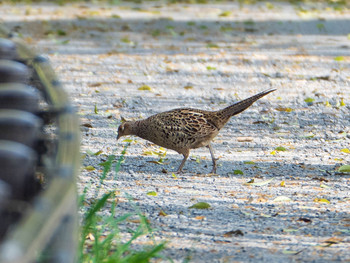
[79,144,167,262]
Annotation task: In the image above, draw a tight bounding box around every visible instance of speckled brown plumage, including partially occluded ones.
[117,89,276,173]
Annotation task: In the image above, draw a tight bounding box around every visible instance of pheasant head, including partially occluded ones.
[117,121,134,140]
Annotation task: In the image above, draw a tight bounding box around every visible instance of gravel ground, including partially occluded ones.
[1,1,349,262]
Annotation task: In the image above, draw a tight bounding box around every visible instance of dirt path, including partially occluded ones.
[1,1,349,262]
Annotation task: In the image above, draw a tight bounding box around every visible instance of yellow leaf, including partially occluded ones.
[189,202,211,209]
[340,98,345,106]
[314,198,330,204]
[146,191,157,196]
[93,150,103,156]
[280,181,285,187]
[325,101,331,107]
[265,2,275,9]
[206,66,216,70]
[334,56,344,62]
[84,166,95,171]
[218,10,232,17]
[158,210,167,216]
[143,150,154,156]
[138,85,152,91]
[341,148,350,154]
[270,150,277,155]
[275,106,293,112]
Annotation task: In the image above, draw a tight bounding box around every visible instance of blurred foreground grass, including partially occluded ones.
[79,145,168,262]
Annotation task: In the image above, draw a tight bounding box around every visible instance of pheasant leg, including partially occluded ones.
[176,151,189,173]
[207,143,218,174]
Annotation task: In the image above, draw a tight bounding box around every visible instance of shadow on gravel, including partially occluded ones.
[2,16,350,56]
[112,155,350,261]
[117,155,344,178]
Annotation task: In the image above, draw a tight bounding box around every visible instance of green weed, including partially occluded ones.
[79,144,167,262]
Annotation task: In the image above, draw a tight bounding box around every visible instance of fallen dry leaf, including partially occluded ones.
[237,137,254,142]
[223,229,244,237]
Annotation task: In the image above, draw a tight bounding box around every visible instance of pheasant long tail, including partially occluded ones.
[218,88,276,120]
